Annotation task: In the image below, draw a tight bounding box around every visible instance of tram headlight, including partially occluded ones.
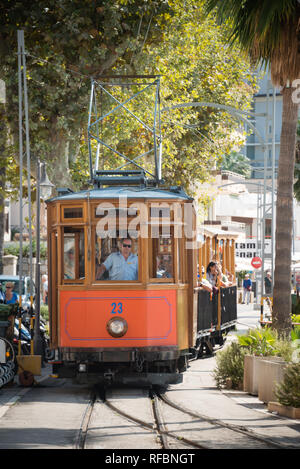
[106,317,128,338]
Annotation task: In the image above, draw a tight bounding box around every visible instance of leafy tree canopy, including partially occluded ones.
[0,0,256,201]
[220,151,251,178]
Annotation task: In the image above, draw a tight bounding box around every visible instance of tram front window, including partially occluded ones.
[95,235,138,281]
[63,227,85,281]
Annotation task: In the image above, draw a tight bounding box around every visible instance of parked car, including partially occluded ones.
[0,275,35,311]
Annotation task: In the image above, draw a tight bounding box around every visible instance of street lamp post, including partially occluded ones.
[34,160,54,360]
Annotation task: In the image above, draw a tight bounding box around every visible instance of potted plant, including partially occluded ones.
[238,328,278,396]
[258,327,300,404]
[213,341,246,390]
[268,362,300,419]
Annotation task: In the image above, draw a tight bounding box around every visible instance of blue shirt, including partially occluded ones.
[103,252,138,281]
[243,278,252,289]
[5,292,18,304]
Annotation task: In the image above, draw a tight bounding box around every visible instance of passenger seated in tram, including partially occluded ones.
[216,262,233,287]
[156,254,173,278]
[206,261,219,287]
[96,237,138,281]
[64,247,75,279]
[204,261,233,292]
[199,278,213,293]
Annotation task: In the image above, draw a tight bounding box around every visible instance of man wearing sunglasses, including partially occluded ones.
[96,237,138,281]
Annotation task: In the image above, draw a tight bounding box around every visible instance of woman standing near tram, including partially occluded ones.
[4,282,18,304]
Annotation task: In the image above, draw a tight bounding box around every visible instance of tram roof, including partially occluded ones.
[47,185,193,203]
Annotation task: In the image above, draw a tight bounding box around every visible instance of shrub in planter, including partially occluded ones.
[238,328,282,395]
[213,341,247,390]
[275,362,300,408]
[237,328,278,357]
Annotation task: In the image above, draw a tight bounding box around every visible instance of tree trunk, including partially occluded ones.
[273,86,299,338]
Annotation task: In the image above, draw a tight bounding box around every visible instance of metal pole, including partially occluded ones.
[271,87,276,294]
[153,79,158,183]
[17,31,23,307]
[156,77,162,181]
[261,81,270,299]
[34,160,43,360]
[88,79,95,182]
[19,31,33,301]
[17,31,24,356]
[256,190,259,305]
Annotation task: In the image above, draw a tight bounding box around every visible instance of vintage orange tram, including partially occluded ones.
[46,76,237,385]
[47,182,199,385]
[47,184,237,385]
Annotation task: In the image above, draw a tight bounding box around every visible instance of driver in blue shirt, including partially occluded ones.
[96,237,138,281]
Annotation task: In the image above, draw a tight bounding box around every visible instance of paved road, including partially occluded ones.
[0,300,299,450]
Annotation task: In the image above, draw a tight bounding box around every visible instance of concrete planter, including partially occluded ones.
[243,355,263,395]
[243,355,276,396]
[257,358,287,404]
[268,401,300,419]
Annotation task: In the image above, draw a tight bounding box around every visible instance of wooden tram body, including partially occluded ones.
[47,187,237,385]
[47,186,198,385]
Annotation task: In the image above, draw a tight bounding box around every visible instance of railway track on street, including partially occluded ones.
[76,386,293,450]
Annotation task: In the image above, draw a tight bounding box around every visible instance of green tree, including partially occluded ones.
[68,0,257,197]
[204,0,300,337]
[221,151,251,177]
[130,0,256,195]
[0,0,170,269]
[0,0,169,186]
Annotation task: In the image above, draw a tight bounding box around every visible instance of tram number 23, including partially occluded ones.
[111,302,123,314]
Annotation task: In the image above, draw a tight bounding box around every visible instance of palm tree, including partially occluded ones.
[204,0,300,337]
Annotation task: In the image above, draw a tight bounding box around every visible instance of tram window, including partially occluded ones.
[95,234,139,281]
[63,207,83,219]
[63,227,85,281]
[150,235,174,280]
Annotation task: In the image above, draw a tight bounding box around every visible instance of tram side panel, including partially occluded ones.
[196,287,237,352]
[58,289,177,348]
[220,286,237,325]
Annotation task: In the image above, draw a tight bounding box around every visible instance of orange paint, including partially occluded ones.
[59,290,177,348]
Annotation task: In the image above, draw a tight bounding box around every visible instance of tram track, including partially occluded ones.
[76,386,293,450]
[155,391,293,450]
[76,387,206,449]
[75,391,97,449]
[103,391,205,449]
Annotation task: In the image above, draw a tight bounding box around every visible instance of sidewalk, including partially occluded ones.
[0,363,52,420]
[167,351,300,449]
[166,304,300,450]
[1,311,299,449]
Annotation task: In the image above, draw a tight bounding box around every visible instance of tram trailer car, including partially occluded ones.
[47,186,237,386]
